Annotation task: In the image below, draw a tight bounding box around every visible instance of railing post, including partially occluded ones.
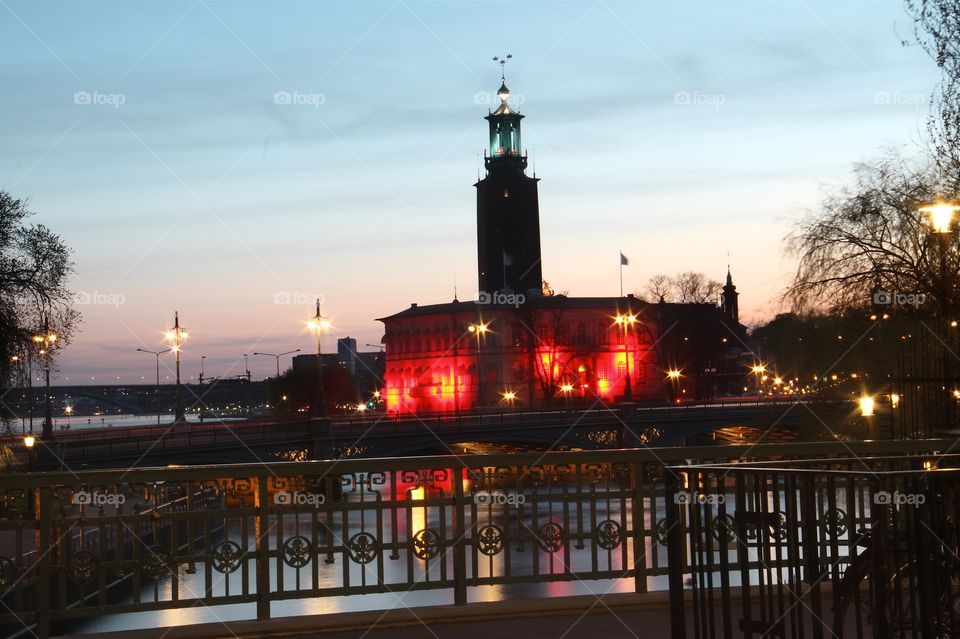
[630,462,647,593]
[35,485,51,639]
[255,475,271,620]
[870,478,891,639]
[665,468,686,639]
[452,465,468,605]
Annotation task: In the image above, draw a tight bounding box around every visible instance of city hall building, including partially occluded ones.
[378,79,747,413]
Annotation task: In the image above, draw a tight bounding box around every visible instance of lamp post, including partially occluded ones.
[164,312,189,424]
[667,369,682,403]
[23,434,36,471]
[253,349,301,378]
[920,202,959,429]
[468,321,488,407]
[137,348,170,424]
[33,319,57,440]
[614,313,637,401]
[25,348,34,434]
[307,300,331,418]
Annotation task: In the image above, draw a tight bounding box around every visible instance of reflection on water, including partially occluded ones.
[12,413,240,433]
[72,470,671,635]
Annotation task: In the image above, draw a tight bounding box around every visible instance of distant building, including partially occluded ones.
[292,349,385,398]
[377,75,749,414]
[337,337,358,375]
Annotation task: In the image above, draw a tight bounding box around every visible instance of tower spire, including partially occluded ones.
[493,53,512,82]
[721,261,739,323]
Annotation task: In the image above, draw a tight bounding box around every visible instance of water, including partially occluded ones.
[10,413,241,434]
[68,475,669,635]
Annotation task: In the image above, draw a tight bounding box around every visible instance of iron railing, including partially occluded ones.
[0,438,954,638]
[667,454,960,638]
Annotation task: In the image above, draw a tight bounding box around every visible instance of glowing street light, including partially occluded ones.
[501,390,517,404]
[920,202,960,234]
[859,395,875,417]
[164,312,189,424]
[34,319,58,440]
[307,299,331,418]
[891,393,901,408]
[468,321,489,405]
[666,369,682,380]
[614,313,638,401]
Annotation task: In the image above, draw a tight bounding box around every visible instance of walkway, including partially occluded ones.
[63,593,680,639]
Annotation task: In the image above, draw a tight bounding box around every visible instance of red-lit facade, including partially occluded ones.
[379,295,746,413]
[376,77,749,413]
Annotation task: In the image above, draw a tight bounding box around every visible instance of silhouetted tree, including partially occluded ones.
[906,0,960,183]
[785,152,956,316]
[0,192,78,430]
[636,271,722,304]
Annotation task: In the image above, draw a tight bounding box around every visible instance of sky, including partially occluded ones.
[0,0,940,384]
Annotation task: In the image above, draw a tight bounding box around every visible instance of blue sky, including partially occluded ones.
[0,0,938,383]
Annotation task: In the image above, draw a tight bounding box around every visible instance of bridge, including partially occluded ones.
[6,400,820,470]
[0,437,955,639]
[5,380,269,419]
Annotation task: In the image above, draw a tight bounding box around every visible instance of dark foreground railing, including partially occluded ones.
[667,454,960,639]
[0,438,955,639]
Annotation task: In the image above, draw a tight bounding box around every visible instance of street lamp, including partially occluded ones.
[614,313,638,401]
[920,201,958,428]
[137,348,171,424]
[307,299,331,418]
[859,395,876,417]
[23,434,35,470]
[666,369,682,403]
[164,312,189,424]
[468,322,488,407]
[33,319,57,440]
[253,349,301,378]
[920,202,959,234]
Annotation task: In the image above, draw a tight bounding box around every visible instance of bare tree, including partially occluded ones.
[640,274,673,302]
[0,192,78,426]
[786,152,956,316]
[672,271,723,304]
[906,0,960,185]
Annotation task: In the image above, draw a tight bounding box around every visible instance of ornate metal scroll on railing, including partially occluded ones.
[667,454,960,639]
[0,438,954,639]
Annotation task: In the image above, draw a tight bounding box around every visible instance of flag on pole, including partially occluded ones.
[620,252,629,266]
[503,251,513,266]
